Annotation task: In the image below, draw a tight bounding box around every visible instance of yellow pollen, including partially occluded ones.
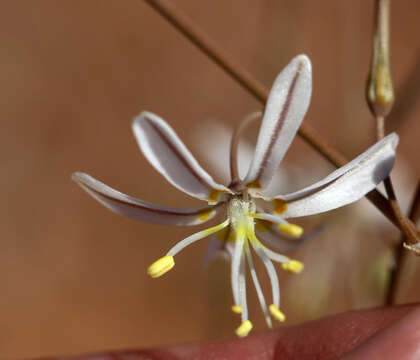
[198,209,213,221]
[282,260,304,274]
[235,320,253,337]
[208,189,221,204]
[269,304,286,322]
[208,189,229,204]
[273,199,288,214]
[277,223,303,238]
[147,255,175,278]
[246,179,262,189]
[231,305,243,314]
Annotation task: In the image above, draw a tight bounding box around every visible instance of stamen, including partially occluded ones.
[256,243,290,264]
[250,236,280,308]
[167,219,230,256]
[245,242,272,328]
[235,320,253,338]
[282,260,304,273]
[231,227,245,307]
[269,304,286,322]
[248,212,288,224]
[147,255,175,278]
[277,223,303,238]
[238,252,248,322]
[249,213,304,238]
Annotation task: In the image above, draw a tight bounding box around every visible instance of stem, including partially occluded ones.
[376,117,418,245]
[143,0,409,232]
[386,182,420,305]
[377,115,385,140]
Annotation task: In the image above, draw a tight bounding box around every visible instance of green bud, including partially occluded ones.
[366,0,394,117]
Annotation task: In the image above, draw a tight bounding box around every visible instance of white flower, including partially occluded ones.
[72,55,399,337]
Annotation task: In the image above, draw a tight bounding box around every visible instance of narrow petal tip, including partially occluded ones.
[387,132,399,148]
[132,110,153,128]
[71,171,85,183]
[294,54,311,69]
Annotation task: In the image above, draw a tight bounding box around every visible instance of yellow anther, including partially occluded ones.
[282,260,304,274]
[269,304,286,322]
[235,320,253,338]
[231,305,243,314]
[198,209,213,221]
[246,179,262,189]
[147,255,175,278]
[208,189,229,204]
[208,189,221,204]
[277,223,303,238]
[273,199,288,214]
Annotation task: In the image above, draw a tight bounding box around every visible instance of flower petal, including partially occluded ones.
[72,172,220,226]
[273,133,399,218]
[244,55,312,190]
[132,111,232,203]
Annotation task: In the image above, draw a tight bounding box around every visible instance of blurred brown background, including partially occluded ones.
[1,0,419,358]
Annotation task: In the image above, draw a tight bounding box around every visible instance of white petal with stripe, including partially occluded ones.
[270,133,399,218]
[244,55,312,190]
[133,112,232,203]
[72,172,219,226]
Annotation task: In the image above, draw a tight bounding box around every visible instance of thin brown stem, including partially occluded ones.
[376,115,418,245]
[376,115,385,140]
[386,182,420,305]
[143,0,408,231]
[383,177,419,244]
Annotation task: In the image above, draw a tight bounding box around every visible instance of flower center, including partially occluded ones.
[146,191,304,338]
[227,195,256,235]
